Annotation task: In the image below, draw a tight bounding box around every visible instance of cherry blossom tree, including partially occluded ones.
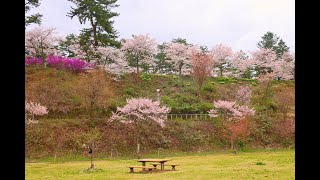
[164,42,194,75]
[231,50,254,78]
[274,86,295,120]
[68,40,98,63]
[96,46,122,66]
[235,85,252,105]
[250,48,277,76]
[25,101,48,124]
[210,44,233,76]
[95,46,135,75]
[121,34,157,74]
[109,98,170,157]
[208,100,255,150]
[273,52,295,80]
[191,52,214,96]
[25,26,62,64]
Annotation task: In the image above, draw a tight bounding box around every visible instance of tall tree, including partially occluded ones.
[154,43,174,74]
[121,34,157,74]
[257,31,289,58]
[25,27,61,64]
[67,0,120,48]
[172,38,190,46]
[191,52,213,96]
[25,0,43,27]
[210,43,233,76]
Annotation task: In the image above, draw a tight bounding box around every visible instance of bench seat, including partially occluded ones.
[128,166,156,173]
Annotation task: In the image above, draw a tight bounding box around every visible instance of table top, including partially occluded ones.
[137,159,171,162]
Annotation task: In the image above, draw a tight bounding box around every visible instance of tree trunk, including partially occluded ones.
[198,81,203,97]
[230,140,234,150]
[137,140,140,159]
[136,59,139,74]
[89,15,98,47]
[219,67,223,76]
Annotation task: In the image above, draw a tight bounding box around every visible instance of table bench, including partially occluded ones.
[137,159,171,171]
[165,164,179,170]
[128,166,156,173]
[151,163,179,170]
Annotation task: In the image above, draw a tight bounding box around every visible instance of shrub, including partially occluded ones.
[202,83,215,92]
[25,57,43,66]
[140,73,152,81]
[47,55,92,73]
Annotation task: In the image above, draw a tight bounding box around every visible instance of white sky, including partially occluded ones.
[26,0,295,52]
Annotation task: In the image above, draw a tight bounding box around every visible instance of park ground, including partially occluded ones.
[26,149,294,180]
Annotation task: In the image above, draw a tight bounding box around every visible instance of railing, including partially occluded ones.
[165,110,274,120]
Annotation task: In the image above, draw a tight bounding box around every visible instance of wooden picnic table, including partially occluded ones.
[137,159,171,171]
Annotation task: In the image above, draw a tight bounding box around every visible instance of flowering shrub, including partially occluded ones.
[47,55,93,73]
[25,57,43,66]
[25,101,48,124]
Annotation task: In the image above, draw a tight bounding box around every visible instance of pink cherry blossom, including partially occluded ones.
[121,34,158,73]
[208,100,255,121]
[210,44,233,76]
[25,101,49,124]
[235,85,252,105]
[25,26,62,63]
[109,98,171,127]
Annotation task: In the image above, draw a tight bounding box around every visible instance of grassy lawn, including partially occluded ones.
[26,149,294,180]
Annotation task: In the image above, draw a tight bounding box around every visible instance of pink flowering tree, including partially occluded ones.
[208,100,255,150]
[164,42,198,75]
[25,26,62,64]
[121,34,157,74]
[68,41,98,63]
[210,44,233,76]
[96,46,122,66]
[191,52,214,96]
[25,101,49,124]
[273,52,295,80]
[109,98,170,157]
[231,50,254,78]
[235,85,252,105]
[96,46,135,75]
[250,48,277,76]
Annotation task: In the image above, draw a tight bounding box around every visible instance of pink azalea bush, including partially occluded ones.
[25,57,43,66]
[47,55,93,73]
[109,98,171,127]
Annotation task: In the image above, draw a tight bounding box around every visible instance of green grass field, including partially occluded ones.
[26,149,294,180]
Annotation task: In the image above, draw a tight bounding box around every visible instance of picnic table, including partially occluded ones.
[137,159,171,171]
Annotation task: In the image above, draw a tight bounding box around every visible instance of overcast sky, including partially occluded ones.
[26,0,295,52]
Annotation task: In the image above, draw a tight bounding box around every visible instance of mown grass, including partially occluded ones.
[26,149,294,179]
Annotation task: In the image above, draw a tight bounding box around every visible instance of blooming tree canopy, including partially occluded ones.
[25,101,49,124]
[210,44,233,76]
[208,100,255,150]
[250,48,277,75]
[109,98,171,128]
[96,46,135,75]
[121,34,157,73]
[273,51,295,80]
[191,52,214,95]
[235,85,252,105]
[208,100,255,121]
[25,26,62,64]
[231,50,253,77]
[164,42,199,75]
